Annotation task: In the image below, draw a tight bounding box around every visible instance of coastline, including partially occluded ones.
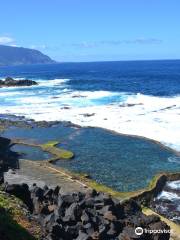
[1,115,180,223]
[98,126,180,156]
[1,115,180,189]
[1,115,180,239]
[1,114,179,155]
[0,115,179,196]
[5,158,180,202]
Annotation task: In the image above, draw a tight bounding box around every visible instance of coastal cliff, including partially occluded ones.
[0,45,55,66]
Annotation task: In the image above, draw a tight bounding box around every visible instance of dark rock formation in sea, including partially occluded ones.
[0,77,38,87]
[0,45,56,66]
[3,183,170,240]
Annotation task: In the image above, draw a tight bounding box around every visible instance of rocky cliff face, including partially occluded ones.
[0,45,55,66]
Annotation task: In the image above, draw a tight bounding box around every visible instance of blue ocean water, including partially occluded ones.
[0,60,180,96]
[0,60,180,151]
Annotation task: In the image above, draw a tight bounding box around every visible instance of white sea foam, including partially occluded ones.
[70,90,120,99]
[0,79,180,152]
[177,205,180,211]
[167,181,180,190]
[171,216,180,222]
[37,78,69,87]
[157,191,180,201]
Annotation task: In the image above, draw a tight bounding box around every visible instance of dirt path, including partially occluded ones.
[4,159,88,194]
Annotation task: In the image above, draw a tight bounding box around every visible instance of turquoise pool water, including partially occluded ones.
[3,123,180,192]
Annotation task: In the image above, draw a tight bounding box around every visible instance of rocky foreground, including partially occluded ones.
[0,136,172,240]
[0,77,38,87]
[2,182,170,240]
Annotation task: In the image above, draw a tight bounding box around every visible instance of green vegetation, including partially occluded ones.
[41,141,74,162]
[76,176,144,199]
[54,167,180,201]
[47,165,143,200]
[0,191,40,240]
[85,172,179,200]
[12,139,74,162]
[42,140,59,147]
[84,179,128,199]
[148,173,164,189]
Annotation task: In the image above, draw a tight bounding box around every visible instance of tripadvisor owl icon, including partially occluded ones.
[135,227,143,235]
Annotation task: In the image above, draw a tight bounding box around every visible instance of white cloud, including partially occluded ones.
[0,36,15,45]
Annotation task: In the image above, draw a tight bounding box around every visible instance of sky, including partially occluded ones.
[0,0,180,62]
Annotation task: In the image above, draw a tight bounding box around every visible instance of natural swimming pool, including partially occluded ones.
[11,144,53,161]
[3,123,180,192]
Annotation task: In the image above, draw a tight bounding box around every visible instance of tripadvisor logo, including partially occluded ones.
[135,227,143,235]
[135,226,171,235]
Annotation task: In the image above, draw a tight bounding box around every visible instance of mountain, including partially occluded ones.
[0,45,56,66]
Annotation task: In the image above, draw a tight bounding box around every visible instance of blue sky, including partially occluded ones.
[0,0,179,62]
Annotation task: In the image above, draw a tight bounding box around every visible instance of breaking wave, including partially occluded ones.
[0,78,180,152]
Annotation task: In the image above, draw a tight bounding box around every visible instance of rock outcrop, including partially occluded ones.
[0,77,38,87]
[3,183,170,240]
[0,137,19,183]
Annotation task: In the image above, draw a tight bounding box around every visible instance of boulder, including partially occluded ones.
[4,183,33,211]
[104,211,117,221]
[149,221,170,240]
[63,203,82,223]
[118,226,140,239]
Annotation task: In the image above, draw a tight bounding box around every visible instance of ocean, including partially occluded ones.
[0,60,180,151]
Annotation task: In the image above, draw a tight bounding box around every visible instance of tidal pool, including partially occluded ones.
[11,144,53,161]
[3,123,180,192]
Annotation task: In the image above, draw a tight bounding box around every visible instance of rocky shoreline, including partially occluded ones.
[0,119,180,239]
[2,182,170,240]
[150,180,180,224]
[0,114,80,132]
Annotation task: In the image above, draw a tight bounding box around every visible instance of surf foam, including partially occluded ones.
[0,79,180,152]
